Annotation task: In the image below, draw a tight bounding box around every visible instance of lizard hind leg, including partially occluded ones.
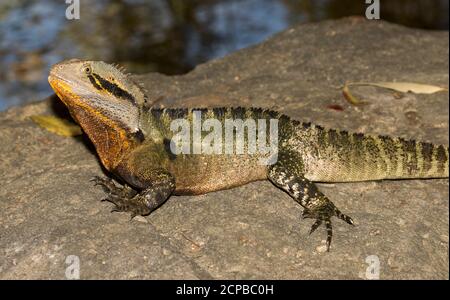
[268,164,354,251]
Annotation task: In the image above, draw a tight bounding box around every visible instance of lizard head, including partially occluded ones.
[48,59,146,170]
[48,59,146,133]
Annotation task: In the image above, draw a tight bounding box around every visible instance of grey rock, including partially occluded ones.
[0,18,448,279]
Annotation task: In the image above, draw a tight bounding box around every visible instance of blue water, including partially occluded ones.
[0,0,448,111]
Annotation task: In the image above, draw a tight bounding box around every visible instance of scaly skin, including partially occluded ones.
[48,59,449,251]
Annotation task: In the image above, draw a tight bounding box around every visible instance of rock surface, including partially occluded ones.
[0,18,448,279]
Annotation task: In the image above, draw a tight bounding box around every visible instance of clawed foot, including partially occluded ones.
[90,176,147,219]
[90,176,136,198]
[302,199,354,251]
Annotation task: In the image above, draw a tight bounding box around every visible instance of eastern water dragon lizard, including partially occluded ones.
[47,59,449,251]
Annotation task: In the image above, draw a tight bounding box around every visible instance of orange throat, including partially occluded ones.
[49,78,136,171]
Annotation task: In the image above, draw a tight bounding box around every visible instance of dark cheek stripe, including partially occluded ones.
[88,75,102,90]
[91,73,136,105]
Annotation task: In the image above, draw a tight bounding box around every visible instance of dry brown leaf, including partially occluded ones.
[342,81,447,106]
[342,83,363,105]
[30,115,82,137]
[348,82,447,94]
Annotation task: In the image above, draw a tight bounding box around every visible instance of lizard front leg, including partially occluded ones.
[92,170,175,218]
[268,157,354,251]
[91,176,137,199]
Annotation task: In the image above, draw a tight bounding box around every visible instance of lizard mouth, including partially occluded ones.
[47,60,83,91]
[48,74,71,98]
[48,65,71,87]
[48,61,86,104]
[48,70,83,110]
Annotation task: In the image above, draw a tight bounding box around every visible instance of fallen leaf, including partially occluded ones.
[342,81,447,106]
[349,82,447,94]
[30,115,82,137]
[342,83,365,105]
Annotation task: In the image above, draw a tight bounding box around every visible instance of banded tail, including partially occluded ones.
[296,124,449,182]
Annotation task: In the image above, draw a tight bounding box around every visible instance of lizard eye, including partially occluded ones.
[82,65,92,75]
